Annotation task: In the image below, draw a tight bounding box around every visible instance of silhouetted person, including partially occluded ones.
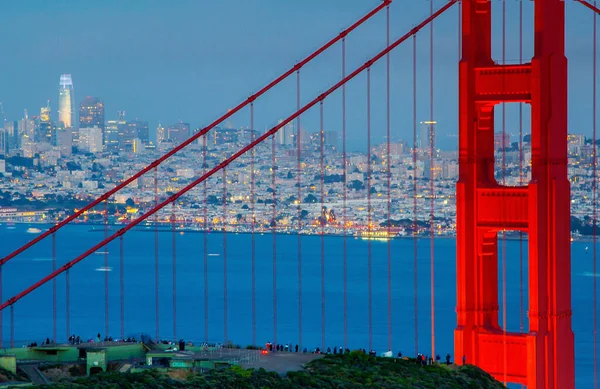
[446,354,451,365]
[327,347,331,354]
[295,344,298,352]
[462,355,466,365]
[397,351,402,358]
[333,347,337,355]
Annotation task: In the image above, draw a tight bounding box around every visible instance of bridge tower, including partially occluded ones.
[455,0,574,388]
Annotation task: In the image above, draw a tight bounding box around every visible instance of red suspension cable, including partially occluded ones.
[413,34,419,357]
[518,0,525,344]
[251,103,257,347]
[120,235,125,340]
[0,2,457,312]
[65,269,70,341]
[172,203,177,341]
[154,167,159,341]
[9,305,13,348]
[52,232,56,343]
[104,199,109,339]
[203,136,209,342]
[320,100,326,351]
[342,37,348,350]
[593,2,598,387]
[429,0,435,360]
[271,127,278,347]
[501,0,507,384]
[367,67,373,352]
[386,2,393,354]
[0,1,392,271]
[223,168,228,343]
[296,70,303,350]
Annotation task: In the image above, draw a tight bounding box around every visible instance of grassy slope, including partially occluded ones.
[32,353,506,389]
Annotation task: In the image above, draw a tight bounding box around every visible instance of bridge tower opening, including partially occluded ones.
[455,1,575,388]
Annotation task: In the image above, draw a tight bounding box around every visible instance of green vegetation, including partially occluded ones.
[30,353,505,389]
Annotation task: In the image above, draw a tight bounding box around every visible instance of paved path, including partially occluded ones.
[245,352,323,375]
[20,364,49,385]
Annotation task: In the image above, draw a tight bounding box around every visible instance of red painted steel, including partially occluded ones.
[320,100,326,350]
[341,37,348,350]
[429,0,435,361]
[65,269,70,339]
[271,129,277,346]
[172,204,177,341]
[154,167,159,341]
[412,34,419,357]
[52,232,56,343]
[385,3,392,353]
[9,305,13,348]
[578,0,600,15]
[222,169,228,343]
[104,200,109,340]
[0,0,456,327]
[593,3,598,387]
[366,67,373,352]
[0,1,390,269]
[455,1,574,388]
[251,103,257,346]
[296,70,303,350]
[120,236,125,340]
[202,136,209,342]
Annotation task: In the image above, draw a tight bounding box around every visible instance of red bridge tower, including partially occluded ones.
[455,1,575,388]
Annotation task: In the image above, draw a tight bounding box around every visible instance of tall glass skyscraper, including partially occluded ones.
[58,74,74,129]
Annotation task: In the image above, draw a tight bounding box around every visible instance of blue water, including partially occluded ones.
[0,224,597,387]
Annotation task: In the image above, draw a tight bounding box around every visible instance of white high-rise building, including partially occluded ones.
[79,126,103,153]
[58,74,74,129]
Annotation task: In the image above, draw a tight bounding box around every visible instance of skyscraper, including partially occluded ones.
[58,74,74,129]
[79,97,104,130]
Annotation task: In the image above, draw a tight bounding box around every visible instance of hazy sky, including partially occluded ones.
[0,0,597,150]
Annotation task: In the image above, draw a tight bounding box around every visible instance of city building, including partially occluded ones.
[58,74,74,129]
[494,132,511,150]
[79,126,103,153]
[79,97,105,130]
[105,119,124,152]
[156,124,166,143]
[168,123,190,144]
[40,102,51,123]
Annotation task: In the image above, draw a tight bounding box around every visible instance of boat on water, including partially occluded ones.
[26,227,42,234]
[95,267,113,272]
[94,251,109,255]
[357,230,393,241]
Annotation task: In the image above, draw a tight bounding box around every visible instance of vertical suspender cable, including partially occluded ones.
[501,0,507,384]
[223,168,228,343]
[154,167,159,341]
[104,199,109,339]
[367,67,373,352]
[272,124,278,347]
[52,232,56,343]
[342,37,348,350]
[320,100,326,351]
[413,34,419,357]
[120,235,124,340]
[203,137,209,342]
[429,0,436,360]
[66,269,70,341]
[593,2,598,388]
[172,203,177,341]
[297,70,303,350]
[518,0,525,348]
[9,305,13,348]
[386,2,393,353]
[251,103,257,347]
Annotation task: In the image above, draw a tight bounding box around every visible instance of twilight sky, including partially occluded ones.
[0,0,597,151]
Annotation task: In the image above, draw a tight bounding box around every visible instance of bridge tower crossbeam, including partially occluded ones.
[455,1,575,388]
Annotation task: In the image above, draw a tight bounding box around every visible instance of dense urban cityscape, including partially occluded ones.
[0,74,596,239]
